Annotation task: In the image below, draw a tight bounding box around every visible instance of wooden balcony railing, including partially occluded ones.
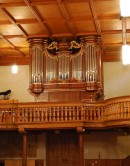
[0,96,130,130]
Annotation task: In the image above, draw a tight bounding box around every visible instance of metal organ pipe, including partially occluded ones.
[80,35,102,91]
[28,38,46,94]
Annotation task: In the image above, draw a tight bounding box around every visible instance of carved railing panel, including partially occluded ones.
[0,96,130,129]
[16,104,84,123]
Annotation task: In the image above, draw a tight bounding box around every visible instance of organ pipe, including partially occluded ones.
[80,35,102,91]
[28,38,46,94]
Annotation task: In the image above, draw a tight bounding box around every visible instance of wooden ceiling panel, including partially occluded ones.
[0,48,21,57]
[102,34,122,44]
[31,0,57,4]
[72,20,96,34]
[102,52,121,62]
[47,21,70,35]
[0,25,24,35]
[100,19,122,31]
[36,4,63,19]
[64,2,92,19]
[126,33,130,44]
[0,0,23,3]
[0,39,13,48]
[21,23,48,36]
[126,18,130,30]
[19,47,29,55]
[95,0,120,16]
[0,10,10,20]
[103,44,121,55]
[8,38,28,47]
[5,6,36,19]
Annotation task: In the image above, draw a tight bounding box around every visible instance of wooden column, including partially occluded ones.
[22,132,27,166]
[19,128,27,166]
[77,127,84,166]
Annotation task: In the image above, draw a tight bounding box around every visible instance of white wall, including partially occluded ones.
[0,62,130,102]
[84,131,130,159]
[0,65,34,102]
[103,61,130,99]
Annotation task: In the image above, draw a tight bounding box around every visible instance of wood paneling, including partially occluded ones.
[0,133,36,158]
[0,0,126,64]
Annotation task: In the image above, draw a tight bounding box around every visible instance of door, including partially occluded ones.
[123,155,130,166]
[47,131,79,166]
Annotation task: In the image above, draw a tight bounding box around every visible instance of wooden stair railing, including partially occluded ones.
[0,96,130,130]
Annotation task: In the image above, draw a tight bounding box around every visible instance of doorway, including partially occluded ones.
[46,130,79,166]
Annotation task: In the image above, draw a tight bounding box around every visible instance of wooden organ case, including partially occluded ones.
[28,35,104,102]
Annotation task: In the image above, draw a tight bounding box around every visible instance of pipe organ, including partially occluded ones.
[28,36,103,101]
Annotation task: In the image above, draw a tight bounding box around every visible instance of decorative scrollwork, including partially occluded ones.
[70,40,83,49]
[46,42,58,50]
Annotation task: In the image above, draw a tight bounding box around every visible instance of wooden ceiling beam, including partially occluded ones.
[0,52,6,57]
[0,57,29,66]
[122,18,126,45]
[30,0,57,5]
[0,0,114,8]
[56,0,76,36]
[0,20,11,24]
[103,55,121,62]
[0,1,56,7]
[0,29,128,40]
[101,30,122,35]
[70,14,120,22]
[23,0,52,37]
[88,0,101,35]
[0,8,28,38]
[16,19,38,24]
[0,2,25,7]
[0,35,25,39]
[61,0,113,3]
[98,14,120,20]
[0,19,41,25]
[0,12,121,26]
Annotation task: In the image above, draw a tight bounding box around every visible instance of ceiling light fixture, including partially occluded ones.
[12,64,18,74]
[122,44,130,65]
[120,0,130,17]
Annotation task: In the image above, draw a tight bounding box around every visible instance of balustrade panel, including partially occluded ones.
[0,96,130,128]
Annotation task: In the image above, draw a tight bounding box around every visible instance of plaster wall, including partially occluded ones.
[0,62,130,102]
[103,61,130,99]
[84,131,130,159]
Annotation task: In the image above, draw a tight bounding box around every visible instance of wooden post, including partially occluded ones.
[19,128,27,166]
[22,132,27,166]
[77,127,84,166]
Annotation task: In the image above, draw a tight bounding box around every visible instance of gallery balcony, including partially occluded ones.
[0,95,130,132]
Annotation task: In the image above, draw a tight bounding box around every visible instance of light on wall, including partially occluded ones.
[122,45,130,65]
[120,0,130,17]
[12,64,18,74]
